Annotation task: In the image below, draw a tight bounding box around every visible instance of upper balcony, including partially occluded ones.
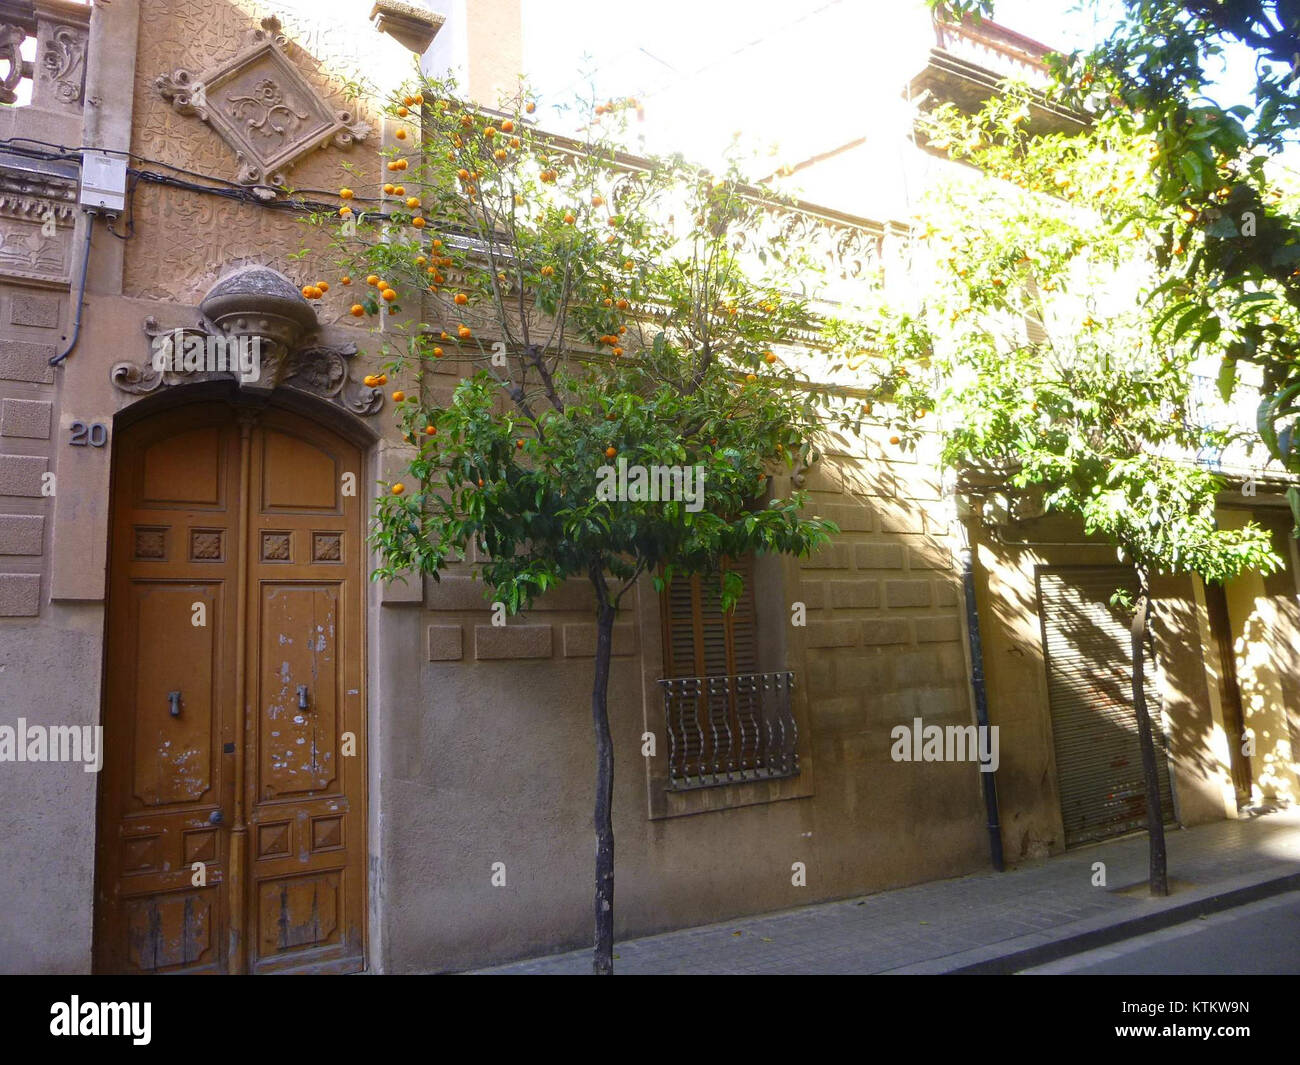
[909,14,1085,138]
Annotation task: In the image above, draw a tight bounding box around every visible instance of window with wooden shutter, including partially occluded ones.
[658,556,798,787]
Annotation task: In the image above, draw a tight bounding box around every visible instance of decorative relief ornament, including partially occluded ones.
[111,267,384,419]
[155,16,370,197]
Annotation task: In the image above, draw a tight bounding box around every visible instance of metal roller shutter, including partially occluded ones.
[1037,567,1177,847]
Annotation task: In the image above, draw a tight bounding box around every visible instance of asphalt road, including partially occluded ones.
[1021,890,1300,974]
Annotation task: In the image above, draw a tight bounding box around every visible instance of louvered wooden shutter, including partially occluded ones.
[661,555,757,679]
[1037,568,1176,846]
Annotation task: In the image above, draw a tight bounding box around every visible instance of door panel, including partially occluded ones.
[257,584,340,799]
[245,417,363,974]
[96,402,366,975]
[130,583,220,806]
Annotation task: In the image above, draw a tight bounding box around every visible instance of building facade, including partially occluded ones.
[0,0,1296,974]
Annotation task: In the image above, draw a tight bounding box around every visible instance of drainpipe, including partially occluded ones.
[959,535,1004,871]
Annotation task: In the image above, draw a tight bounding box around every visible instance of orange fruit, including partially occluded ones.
[501,119,515,133]
[432,347,444,358]
[425,425,436,435]
[477,478,485,487]
[495,149,507,161]
[458,325,472,339]
[395,129,407,140]
[381,288,397,301]
[396,158,407,170]
[403,95,415,107]
[541,265,554,277]
[366,274,380,286]
[889,435,901,445]
[302,285,319,298]
[433,273,445,284]
[338,206,352,217]
[516,438,525,449]
[397,106,409,117]
[622,260,633,270]
[341,276,352,285]
[387,161,400,171]
[391,483,405,495]
[612,347,623,356]
[616,298,629,310]
[392,390,405,402]
[457,168,470,181]
[415,256,427,266]
[745,373,757,382]
[454,293,468,305]
[592,195,604,207]
[484,127,496,138]
[350,304,365,317]
[413,94,423,105]
[526,101,536,113]
[383,183,396,195]
[412,217,426,228]
[432,239,442,248]
[563,212,575,224]
[605,446,617,458]
[764,352,777,364]
[316,281,329,292]
[363,375,377,386]
[510,137,521,149]
[406,197,420,208]
[602,298,612,307]
[376,373,388,385]
[339,187,354,199]
[394,185,405,195]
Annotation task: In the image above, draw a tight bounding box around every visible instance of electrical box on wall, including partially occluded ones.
[79,151,127,212]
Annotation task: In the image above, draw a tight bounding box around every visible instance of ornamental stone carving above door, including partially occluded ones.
[155,16,370,195]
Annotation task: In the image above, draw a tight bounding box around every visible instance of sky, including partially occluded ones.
[516,0,1278,169]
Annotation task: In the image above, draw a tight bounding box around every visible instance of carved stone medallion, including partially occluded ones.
[155,16,370,196]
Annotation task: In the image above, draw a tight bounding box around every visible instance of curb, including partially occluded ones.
[883,868,1300,974]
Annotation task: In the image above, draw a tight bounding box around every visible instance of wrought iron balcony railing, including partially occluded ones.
[657,671,799,791]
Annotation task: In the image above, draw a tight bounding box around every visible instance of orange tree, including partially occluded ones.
[933,0,1300,522]
[829,87,1282,894]
[305,78,837,973]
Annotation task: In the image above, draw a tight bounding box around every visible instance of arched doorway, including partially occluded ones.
[93,397,367,974]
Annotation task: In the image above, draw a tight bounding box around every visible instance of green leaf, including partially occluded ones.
[1217,356,1237,404]
[1204,216,1239,239]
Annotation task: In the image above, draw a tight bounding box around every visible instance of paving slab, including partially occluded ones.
[471,808,1300,974]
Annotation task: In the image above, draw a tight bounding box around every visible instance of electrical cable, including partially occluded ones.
[49,208,97,367]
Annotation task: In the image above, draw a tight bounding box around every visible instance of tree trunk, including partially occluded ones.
[590,596,618,974]
[1130,579,1169,897]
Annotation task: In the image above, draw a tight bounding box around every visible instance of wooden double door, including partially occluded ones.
[94,401,367,974]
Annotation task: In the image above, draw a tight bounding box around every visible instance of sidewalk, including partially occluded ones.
[473,808,1300,974]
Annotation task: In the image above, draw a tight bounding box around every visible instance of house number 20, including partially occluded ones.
[69,421,108,447]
